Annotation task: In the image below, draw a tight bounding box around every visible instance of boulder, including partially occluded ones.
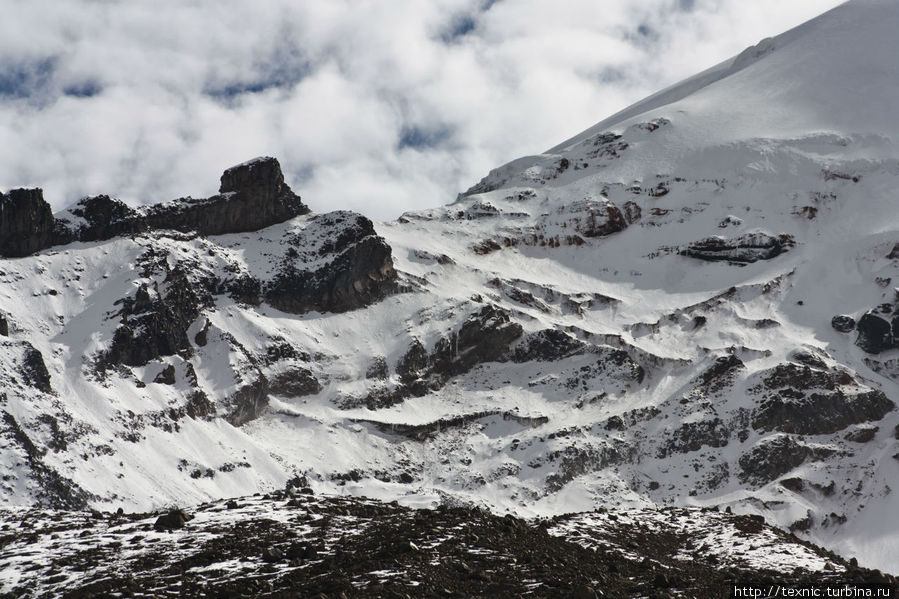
[430,305,523,379]
[153,364,176,385]
[396,339,429,383]
[154,508,193,531]
[855,312,893,353]
[831,314,856,333]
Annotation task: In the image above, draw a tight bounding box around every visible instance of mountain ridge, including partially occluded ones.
[1,0,899,579]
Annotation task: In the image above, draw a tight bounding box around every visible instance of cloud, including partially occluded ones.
[0,0,845,220]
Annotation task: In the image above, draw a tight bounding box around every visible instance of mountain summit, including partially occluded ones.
[1,0,898,584]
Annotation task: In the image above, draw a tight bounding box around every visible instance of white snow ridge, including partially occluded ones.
[1,0,898,593]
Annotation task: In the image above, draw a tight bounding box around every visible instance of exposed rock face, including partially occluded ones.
[55,195,145,243]
[144,157,309,236]
[532,198,628,247]
[264,212,396,314]
[20,342,53,394]
[657,418,730,458]
[103,269,202,368]
[750,363,894,435]
[855,310,894,353]
[510,329,587,362]
[224,377,270,427]
[269,368,322,398]
[739,435,830,485]
[678,232,795,265]
[1,157,311,257]
[0,188,55,257]
[396,339,429,384]
[430,305,524,380]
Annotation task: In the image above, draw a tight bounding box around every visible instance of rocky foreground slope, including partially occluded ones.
[2,0,899,583]
[1,490,894,598]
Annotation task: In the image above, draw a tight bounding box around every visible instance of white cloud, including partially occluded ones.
[0,0,846,220]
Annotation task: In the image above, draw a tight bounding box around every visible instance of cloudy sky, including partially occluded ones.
[0,0,844,220]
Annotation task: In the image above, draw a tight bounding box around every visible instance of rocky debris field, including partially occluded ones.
[1,492,894,599]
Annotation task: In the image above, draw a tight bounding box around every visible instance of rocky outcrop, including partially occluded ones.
[855,309,896,354]
[102,268,202,368]
[0,188,55,257]
[831,314,856,333]
[429,305,524,381]
[1,157,310,258]
[530,198,628,247]
[143,157,309,236]
[738,435,830,485]
[224,377,270,427]
[264,212,396,314]
[54,195,146,243]
[749,363,894,435]
[269,368,322,398]
[510,329,587,362]
[678,232,795,265]
[657,418,730,458]
[20,342,53,394]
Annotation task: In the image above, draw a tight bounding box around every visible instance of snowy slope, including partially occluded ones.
[1,0,899,576]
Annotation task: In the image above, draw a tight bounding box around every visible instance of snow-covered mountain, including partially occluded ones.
[1,0,898,577]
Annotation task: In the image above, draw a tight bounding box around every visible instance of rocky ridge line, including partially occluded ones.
[0,156,309,257]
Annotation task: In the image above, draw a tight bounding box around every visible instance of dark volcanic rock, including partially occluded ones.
[510,329,587,362]
[844,426,878,443]
[365,356,389,380]
[103,269,202,368]
[697,355,745,393]
[144,157,309,236]
[55,195,146,242]
[397,339,429,384]
[269,368,322,398]
[679,232,795,265]
[5,494,892,599]
[20,342,53,393]
[831,314,856,333]
[657,418,730,458]
[540,198,628,240]
[431,305,524,379]
[153,364,176,385]
[739,435,820,484]
[2,157,311,257]
[0,313,8,336]
[750,363,894,435]
[855,311,893,353]
[154,508,193,531]
[264,212,396,314]
[0,188,55,257]
[225,376,269,426]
